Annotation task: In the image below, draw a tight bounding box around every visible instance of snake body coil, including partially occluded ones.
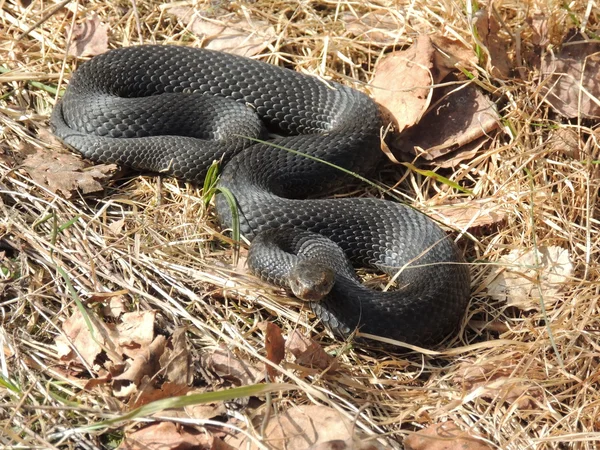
[51,45,470,345]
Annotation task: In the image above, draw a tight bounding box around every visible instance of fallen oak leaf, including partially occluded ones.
[453,362,543,410]
[260,322,285,380]
[116,311,157,359]
[159,328,192,385]
[404,421,492,450]
[427,198,508,231]
[202,345,264,386]
[165,6,276,57]
[287,331,339,373]
[55,308,122,368]
[226,405,378,449]
[130,381,193,409]
[67,13,109,57]
[486,246,573,310]
[113,335,166,397]
[342,10,404,45]
[372,36,435,134]
[391,82,499,163]
[472,8,512,78]
[22,148,116,198]
[540,38,600,119]
[118,421,235,450]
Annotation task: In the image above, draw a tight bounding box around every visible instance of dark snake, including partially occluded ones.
[50,45,470,346]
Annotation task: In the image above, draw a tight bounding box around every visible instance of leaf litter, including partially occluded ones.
[2,0,600,449]
[540,37,600,119]
[21,146,117,198]
[372,34,500,166]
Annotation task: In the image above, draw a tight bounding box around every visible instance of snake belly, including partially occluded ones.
[50,45,471,346]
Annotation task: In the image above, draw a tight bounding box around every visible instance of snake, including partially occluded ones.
[50,45,471,346]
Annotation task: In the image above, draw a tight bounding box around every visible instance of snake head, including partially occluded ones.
[288,259,335,302]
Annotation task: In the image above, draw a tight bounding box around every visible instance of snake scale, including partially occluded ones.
[51,45,470,346]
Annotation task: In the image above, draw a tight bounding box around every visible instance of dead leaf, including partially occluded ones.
[116,311,157,359]
[202,345,264,386]
[342,10,404,45]
[100,294,128,319]
[486,246,573,310]
[159,328,192,385]
[108,218,126,235]
[287,331,339,372]
[260,322,285,380]
[546,127,582,158]
[372,36,436,134]
[527,10,550,47]
[435,135,488,169]
[184,399,227,420]
[473,8,512,78]
[404,421,492,450]
[22,147,116,198]
[430,35,479,81]
[540,39,600,118]
[390,81,499,162]
[166,6,275,57]
[67,13,109,57]
[226,405,379,450]
[55,308,119,367]
[309,439,385,450]
[56,308,193,400]
[130,381,192,409]
[453,362,543,410]
[119,421,234,450]
[113,335,165,396]
[427,198,508,231]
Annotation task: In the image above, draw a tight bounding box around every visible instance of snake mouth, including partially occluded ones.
[288,260,335,302]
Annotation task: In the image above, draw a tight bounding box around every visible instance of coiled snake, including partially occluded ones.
[51,45,470,345]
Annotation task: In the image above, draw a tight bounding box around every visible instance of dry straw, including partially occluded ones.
[0,0,599,448]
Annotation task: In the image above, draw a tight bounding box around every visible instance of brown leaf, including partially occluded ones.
[202,345,264,386]
[67,13,109,57]
[390,82,499,162]
[372,36,436,134]
[309,439,385,450]
[430,35,479,82]
[527,10,550,47]
[159,328,192,385]
[130,381,192,409]
[116,311,157,359]
[540,39,600,118]
[546,127,582,159]
[99,294,128,319]
[119,421,231,450]
[453,362,543,410]
[404,421,492,450]
[226,405,377,450]
[113,335,165,392]
[260,322,285,380]
[287,331,339,372]
[184,399,227,421]
[473,8,512,78]
[427,198,508,231]
[486,246,573,310]
[341,10,403,45]
[435,136,488,169]
[55,308,120,367]
[22,147,116,198]
[166,6,275,57]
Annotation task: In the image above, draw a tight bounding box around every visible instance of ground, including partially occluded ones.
[0,1,599,449]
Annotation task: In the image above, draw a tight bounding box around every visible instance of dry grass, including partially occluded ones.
[1,0,599,448]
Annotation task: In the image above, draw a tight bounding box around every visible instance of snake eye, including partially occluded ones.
[288,260,335,302]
